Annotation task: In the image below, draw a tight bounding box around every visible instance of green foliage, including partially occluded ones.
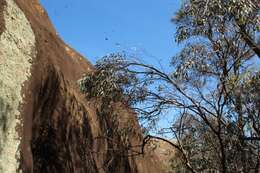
[174,0,259,54]
[79,53,147,106]
[79,54,127,101]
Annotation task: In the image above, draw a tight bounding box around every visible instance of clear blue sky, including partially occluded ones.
[40,0,181,65]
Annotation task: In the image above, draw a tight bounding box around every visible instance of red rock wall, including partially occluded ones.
[0,0,163,172]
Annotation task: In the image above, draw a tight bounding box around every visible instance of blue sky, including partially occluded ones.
[40,0,181,65]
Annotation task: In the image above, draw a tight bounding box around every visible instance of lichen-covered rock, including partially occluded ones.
[0,0,36,172]
[0,0,163,173]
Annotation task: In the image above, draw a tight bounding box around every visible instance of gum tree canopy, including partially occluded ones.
[174,0,260,57]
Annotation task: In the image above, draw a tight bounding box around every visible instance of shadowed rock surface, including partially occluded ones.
[0,0,163,172]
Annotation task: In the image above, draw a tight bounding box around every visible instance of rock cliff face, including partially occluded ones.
[0,0,163,172]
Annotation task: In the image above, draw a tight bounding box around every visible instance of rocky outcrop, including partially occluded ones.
[149,140,176,172]
[0,0,163,172]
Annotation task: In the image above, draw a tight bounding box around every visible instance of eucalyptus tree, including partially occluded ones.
[79,0,260,172]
